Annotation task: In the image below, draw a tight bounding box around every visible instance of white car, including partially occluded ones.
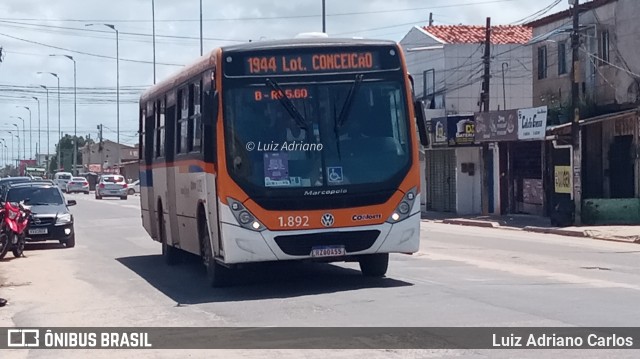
[128,180,140,196]
[66,177,90,194]
[53,172,73,192]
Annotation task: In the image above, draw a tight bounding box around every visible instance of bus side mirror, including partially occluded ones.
[414,100,429,147]
[408,74,416,100]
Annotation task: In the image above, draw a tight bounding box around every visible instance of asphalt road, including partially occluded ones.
[1,192,639,358]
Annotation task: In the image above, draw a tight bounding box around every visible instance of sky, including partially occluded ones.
[0,0,570,161]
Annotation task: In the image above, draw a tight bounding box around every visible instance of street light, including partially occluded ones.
[38,72,61,171]
[10,116,25,163]
[86,23,119,145]
[0,138,5,167]
[11,124,20,164]
[31,96,41,161]
[16,107,32,159]
[35,86,50,172]
[6,131,14,167]
[51,54,78,174]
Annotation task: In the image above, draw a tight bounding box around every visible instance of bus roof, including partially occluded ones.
[220,37,397,54]
[140,38,399,103]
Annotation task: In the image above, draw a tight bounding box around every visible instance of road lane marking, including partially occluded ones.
[418,251,640,291]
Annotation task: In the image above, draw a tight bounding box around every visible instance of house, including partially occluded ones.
[400,23,533,215]
[528,0,640,224]
[81,140,138,174]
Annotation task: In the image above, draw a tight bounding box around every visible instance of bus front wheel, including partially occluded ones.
[200,225,231,287]
[359,253,389,277]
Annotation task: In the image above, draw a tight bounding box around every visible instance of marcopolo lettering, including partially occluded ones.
[304,189,348,196]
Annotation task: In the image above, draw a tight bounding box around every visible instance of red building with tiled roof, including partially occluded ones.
[422,25,532,45]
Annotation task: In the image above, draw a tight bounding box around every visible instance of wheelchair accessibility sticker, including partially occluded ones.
[327,167,343,183]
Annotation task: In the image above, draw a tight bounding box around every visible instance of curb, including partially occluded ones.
[523,226,587,238]
[442,219,499,228]
[424,219,639,244]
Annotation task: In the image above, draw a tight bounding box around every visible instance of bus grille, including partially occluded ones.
[273,230,381,256]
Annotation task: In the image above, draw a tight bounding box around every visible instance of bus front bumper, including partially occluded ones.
[219,212,420,264]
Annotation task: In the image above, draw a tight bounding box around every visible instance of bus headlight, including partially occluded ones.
[227,198,266,232]
[386,188,418,223]
[238,211,253,224]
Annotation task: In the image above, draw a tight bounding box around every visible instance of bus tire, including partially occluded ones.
[199,220,231,287]
[158,204,180,265]
[359,253,389,277]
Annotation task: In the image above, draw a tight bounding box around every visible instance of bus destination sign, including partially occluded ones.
[241,51,382,75]
[246,52,379,75]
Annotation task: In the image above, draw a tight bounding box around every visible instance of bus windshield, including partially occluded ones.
[224,79,411,191]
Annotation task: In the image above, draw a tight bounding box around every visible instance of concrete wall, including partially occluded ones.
[532,0,640,109]
[400,27,533,112]
[444,43,533,113]
[401,27,445,100]
[455,147,482,214]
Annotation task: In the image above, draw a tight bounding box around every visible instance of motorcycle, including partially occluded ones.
[0,201,31,260]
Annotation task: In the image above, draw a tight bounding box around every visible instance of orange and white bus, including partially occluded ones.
[139,37,429,286]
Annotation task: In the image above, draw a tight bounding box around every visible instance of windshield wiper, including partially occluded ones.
[336,74,364,129]
[334,74,364,159]
[265,78,309,132]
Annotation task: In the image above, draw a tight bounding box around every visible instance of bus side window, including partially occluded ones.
[177,88,188,155]
[155,99,165,159]
[192,80,202,153]
[145,101,155,163]
[202,69,217,162]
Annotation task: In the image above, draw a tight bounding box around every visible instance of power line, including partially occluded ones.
[0,31,184,66]
[0,0,527,24]
[0,20,246,43]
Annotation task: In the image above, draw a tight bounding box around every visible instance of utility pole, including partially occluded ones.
[199,0,203,56]
[428,13,433,26]
[322,0,326,33]
[571,0,582,225]
[481,17,492,215]
[86,133,92,171]
[152,0,156,84]
[98,125,104,173]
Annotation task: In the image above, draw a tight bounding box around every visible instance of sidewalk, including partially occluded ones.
[421,211,640,244]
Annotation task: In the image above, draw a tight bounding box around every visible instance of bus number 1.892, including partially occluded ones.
[278,216,310,228]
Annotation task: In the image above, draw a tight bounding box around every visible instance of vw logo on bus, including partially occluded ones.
[321,213,335,227]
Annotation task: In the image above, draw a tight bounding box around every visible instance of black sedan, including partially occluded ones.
[4,182,77,247]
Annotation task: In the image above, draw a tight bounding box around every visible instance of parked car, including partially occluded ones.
[95,175,128,200]
[0,177,33,203]
[2,182,76,247]
[128,180,140,196]
[66,177,90,194]
[53,172,73,192]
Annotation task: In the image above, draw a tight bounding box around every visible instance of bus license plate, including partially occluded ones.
[310,246,346,258]
[29,228,48,235]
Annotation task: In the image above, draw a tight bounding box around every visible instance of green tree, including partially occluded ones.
[49,135,93,173]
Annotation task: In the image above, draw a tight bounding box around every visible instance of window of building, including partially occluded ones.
[600,30,610,65]
[537,45,547,79]
[558,41,567,75]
